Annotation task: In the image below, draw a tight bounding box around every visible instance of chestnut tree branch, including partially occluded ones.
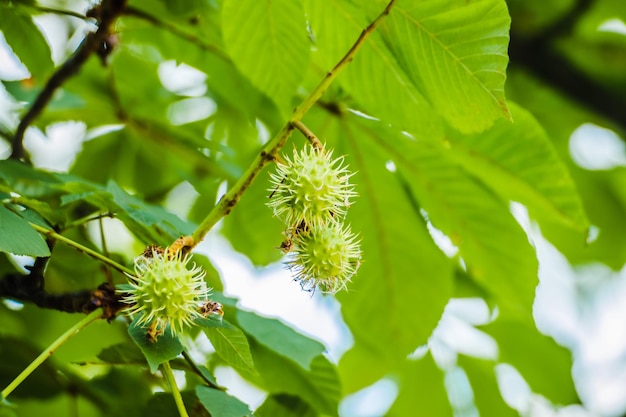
[9,0,128,161]
[190,0,397,246]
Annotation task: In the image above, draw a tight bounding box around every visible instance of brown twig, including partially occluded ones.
[9,0,128,161]
[0,276,124,319]
[292,120,324,151]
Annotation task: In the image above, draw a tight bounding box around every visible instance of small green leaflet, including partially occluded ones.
[200,319,256,374]
[196,386,253,417]
[0,205,50,257]
[0,4,53,81]
[237,310,325,371]
[128,318,183,373]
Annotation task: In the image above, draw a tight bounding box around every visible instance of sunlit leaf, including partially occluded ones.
[0,205,50,257]
[308,109,455,360]
[237,310,325,371]
[0,4,53,81]
[459,357,517,417]
[388,354,452,417]
[202,324,256,374]
[306,0,443,139]
[221,0,310,114]
[358,118,537,318]
[252,342,341,416]
[375,0,511,132]
[446,103,589,231]
[484,320,577,404]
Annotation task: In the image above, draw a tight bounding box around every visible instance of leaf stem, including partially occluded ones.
[181,350,223,390]
[25,5,90,20]
[190,0,397,246]
[0,308,103,401]
[64,211,114,230]
[29,223,134,276]
[162,361,189,417]
[124,6,229,61]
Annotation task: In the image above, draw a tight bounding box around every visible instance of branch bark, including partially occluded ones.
[9,0,128,161]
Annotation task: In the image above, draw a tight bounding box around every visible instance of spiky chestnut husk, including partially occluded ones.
[268,146,356,227]
[287,221,361,294]
[122,250,211,336]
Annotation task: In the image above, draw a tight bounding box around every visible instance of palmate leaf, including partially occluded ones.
[343,114,537,319]
[307,109,455,360]
[196,386,253,417]
[446,103,589,231]
[236,310,325,371]
[374,0,511,133]
[306,0,443,140]
[252,342,341,416]
[387,354,452,417]
[484,320,577,405]
[458,357,517,417]
[221,0,310,115]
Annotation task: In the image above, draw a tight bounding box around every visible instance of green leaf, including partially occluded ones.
[0,159,61,198]
[89,367,153,417]
[388,354,452,417]
[191,253,224,292]
[0,336,64,399]
[128,318,184,373]
[0,4,53,80]
[338,344,393,394]
[255,394,316,417]
[185,364,220,388]
[196,386,253,417]
[161,0,211,16]
[221,0,310,114]
[58,177,194,246]
[140,391,197,417]
[306,0,443,139]
[252,342,341,416]
[236,310,325,371]
[97,342,147,365]
[105,180,195,240]
[484,320,577,404]
[202,324,256,373]
[459,358,517,417]
[367,119,538,318]
[310,109,454,359]
[0,205,50,256]
[376,0,511,132]
[446,103,589,231]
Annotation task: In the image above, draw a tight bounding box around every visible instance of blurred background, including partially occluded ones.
[1,0,626,416]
